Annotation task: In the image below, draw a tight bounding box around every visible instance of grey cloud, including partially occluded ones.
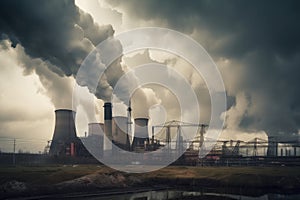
[0,0,91,75]
[106,0,300,57]
[106,0,300,138]
[14,44,74,109]
[77,10,115,45]
[0,0,118,103]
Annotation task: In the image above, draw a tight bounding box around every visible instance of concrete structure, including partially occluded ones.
[132,118,150,150]
[81,123,104,158]
[88,123,104,136]
[112,116,130,150]
[49,109,88,156]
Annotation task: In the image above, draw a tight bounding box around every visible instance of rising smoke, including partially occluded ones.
[0,0,160,118]
[104,0,300,139]
[2,0,299,140]
[0,0,112,103]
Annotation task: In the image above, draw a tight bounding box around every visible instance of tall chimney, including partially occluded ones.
[103,102,113,150]
[49,109,77,156]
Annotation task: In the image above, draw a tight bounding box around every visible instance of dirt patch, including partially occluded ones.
[55,171,142,191]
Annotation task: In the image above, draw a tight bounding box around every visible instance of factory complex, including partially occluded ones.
[40,101,300,167]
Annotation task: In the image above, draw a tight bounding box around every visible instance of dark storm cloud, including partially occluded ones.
[0,0,114,76]
[107,0,300,57]
[0,0,129,103]
[106,0,300,137]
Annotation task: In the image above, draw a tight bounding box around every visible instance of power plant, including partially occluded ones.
[42,102,300,166]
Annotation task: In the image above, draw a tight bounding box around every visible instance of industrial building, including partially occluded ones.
[45,102,300,166]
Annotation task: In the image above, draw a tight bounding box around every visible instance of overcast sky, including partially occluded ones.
[0,0,300,152]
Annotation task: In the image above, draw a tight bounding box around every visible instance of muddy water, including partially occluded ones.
[75,189,300,200]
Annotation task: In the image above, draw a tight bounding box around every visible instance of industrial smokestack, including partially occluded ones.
[49,109,77,156]
[112,116,130,150]
[132,118,149,151]
[104,102,113,150]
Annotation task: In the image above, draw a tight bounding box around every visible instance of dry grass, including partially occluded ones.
[1,165,300,189]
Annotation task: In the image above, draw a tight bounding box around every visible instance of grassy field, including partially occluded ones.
[138,166,300,189]
[0,165,300,186]
[0,165,111,185]
[0,165,300,198]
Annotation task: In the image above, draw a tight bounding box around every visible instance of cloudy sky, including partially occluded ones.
[0,0,300,152]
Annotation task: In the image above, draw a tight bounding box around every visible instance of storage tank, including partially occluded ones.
[88,123,104,136]
[132,118,150,151]
[81,122,104,158]
[267,136,278,157]
[112,116,130,150]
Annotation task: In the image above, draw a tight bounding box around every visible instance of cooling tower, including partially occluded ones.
[49,109,86,156]
[132,118,150,150]
[112,116,130,150]
[103,102,113,150]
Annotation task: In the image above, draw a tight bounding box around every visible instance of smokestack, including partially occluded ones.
[132,118,149,151]
[104,102,113,150]
[49,109,77,156]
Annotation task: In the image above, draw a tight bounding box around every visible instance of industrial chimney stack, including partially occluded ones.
[103,102,113,150]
